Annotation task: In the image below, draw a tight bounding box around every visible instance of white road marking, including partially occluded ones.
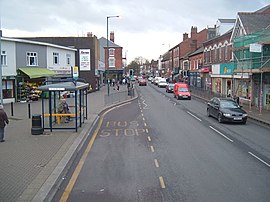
[209,126,233,142]
[142,117,145,121]
[150,146,155,152]
[154,159,159,168]
[144,123,147,127]
[146,129,149,133]
[159,176,166,189]
[248,152,270,168]
[187,111,202,122]
[174,102,176,106]
[148,136,151,142]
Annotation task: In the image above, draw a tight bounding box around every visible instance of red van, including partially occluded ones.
[174,83,191,100]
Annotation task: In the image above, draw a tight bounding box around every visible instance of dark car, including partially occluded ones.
[207,97,248,124]
[166,83,175,93]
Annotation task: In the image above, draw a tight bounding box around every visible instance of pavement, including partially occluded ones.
[0,84,136,202]
[0,83,269,202]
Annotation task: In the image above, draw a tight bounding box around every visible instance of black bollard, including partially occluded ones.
[11,102,14,116]
[28,103,31,119]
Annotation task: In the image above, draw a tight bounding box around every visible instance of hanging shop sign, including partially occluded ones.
[73,66,79,80]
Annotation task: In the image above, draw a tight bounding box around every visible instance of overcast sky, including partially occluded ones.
[0,0,268,63]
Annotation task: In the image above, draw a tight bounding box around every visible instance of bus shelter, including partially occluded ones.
[38,81,89,132]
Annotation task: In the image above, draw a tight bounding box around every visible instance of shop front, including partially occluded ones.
[16,67,55,102]
[105,69,123,84]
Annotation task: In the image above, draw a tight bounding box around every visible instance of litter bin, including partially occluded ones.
[31,114,44,135]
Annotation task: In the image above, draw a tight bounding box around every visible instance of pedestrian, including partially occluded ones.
[0,105,9,142]
[58,99,71,123]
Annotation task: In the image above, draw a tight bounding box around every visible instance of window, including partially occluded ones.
[204,51,208,64]
[214,48,217,62]
[109,48,115,56]
[66,54,71,65]
[109,57,115,67]
[225,45,228,60]
[53,52,59,65]
[219,47,222,61]
[27,52,38,66]
[1,50,7,66]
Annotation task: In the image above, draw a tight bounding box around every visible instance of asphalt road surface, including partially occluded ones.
[55,82,270,202]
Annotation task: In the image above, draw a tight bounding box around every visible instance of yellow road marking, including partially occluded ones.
[150,145,155,152]
[59,103,130,202]
[147,136,151,142]
[154,159,159,168]
[159,176,166,189]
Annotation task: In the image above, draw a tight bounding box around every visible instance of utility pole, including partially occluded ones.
[0,27,3,105]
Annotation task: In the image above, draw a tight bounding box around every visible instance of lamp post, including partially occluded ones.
[0,28,3,105]
[106,15,119,96]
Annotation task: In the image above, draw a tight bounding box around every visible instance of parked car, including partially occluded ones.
[166,83,175,93]
[148,76,153,82]
[207,97,248,124]
[174,83,191,100]
[158,79,167,88]
[139,78,147,86]
[153,77,162,85]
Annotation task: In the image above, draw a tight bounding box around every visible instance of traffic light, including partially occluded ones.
[129,69,134,76]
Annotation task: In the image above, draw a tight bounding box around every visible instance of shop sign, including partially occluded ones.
[220,63,234,75]
[200,67,210,73]
[250,43,262,53]
[49,88,65,91]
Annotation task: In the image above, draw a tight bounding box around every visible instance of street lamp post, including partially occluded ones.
[106,15,119,96]
[0,28,3,105]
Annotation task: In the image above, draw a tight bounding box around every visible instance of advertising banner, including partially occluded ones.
[79,49,91,71]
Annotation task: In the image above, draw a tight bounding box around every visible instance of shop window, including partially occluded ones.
[1,51,7,66]
[27,52,38,66]
[53,52,59,65]
[2,80,14,99]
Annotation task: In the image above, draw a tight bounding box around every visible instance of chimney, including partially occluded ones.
[110,31,115,42]
[191,26,197,39]
[183,33,188,41]
[87,32,92,37]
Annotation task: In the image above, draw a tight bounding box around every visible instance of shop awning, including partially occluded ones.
[18,68,55,79]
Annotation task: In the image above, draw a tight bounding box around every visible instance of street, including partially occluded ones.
[54,82,270,202]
